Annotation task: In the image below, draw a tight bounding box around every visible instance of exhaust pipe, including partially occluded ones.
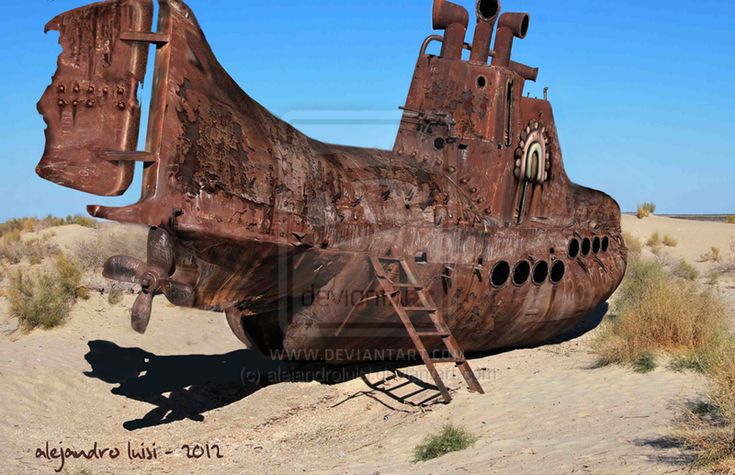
[470,0,500,64]
[491,12,529,68]
[432,0,469,60]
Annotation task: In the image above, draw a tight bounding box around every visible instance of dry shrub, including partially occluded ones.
[636,202,657,219]
[727,215,735,225]
[677,348,735,470]
[663,234,678,247]
[701,247,722,263]
[623,231,643,256]
[7,254,83,330]
[0,215,96,240]
[72,224,147,273]
[592,257,729,368]
[672,259,699,281]
[413,424,478,462]
[646,231,661,248]
[0,231,59,265]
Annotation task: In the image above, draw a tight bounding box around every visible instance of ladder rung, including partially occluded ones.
[378,256,403,262]
[416,331,451,338]
[430,357,465,364]
[403,306,436,312]
[392,283,423,290]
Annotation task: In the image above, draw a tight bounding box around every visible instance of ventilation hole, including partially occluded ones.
[477,76,487,88]
[592,237,601,254]
[490,261,510,287]
[550,260,565,284]
[581,238,591,256]
[568,239,580,259]
[415,251,428,263]
[532,261,549,285]
[434,137,446,150]
[512,260,531,286]
[601,236,609,253]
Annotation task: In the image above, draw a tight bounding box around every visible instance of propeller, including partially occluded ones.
[103,228,194,334]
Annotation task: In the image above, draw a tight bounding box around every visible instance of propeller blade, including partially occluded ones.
[103,256,146,283]
[162,281,195,307]
[131,291,154,334]
[147,227,174,275]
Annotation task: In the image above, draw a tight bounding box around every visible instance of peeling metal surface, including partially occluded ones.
[36,0,627,362]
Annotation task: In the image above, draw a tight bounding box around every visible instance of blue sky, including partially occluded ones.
[0,0,733,221]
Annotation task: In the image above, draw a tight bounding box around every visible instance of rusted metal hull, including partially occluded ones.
[37,0,627,362]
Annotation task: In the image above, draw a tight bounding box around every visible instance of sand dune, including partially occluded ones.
[0,217,732,474]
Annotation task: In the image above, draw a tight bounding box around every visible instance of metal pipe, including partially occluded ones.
[470,0,500,64]
[509,60,538,81]
[491,12,529,67]
[432,0,469,60]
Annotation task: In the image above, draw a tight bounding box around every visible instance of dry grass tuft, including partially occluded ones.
[592,257,729,369]
[672,259,699,281]
[0,231,59,265]
[72,224,146,273]
[701,246,722,263]
[623,231,643,256]
[663,234,678,247]
[676,349,735,470]
[646,231,661,248]
[7,254,83,330]
[727,215,735,224]
[636,202,657,219]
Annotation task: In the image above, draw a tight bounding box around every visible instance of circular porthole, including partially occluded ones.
[490,261,511,287]
[532,261,549,285]
[601,236,610,253]
[550,260,565,284]
[581,238,591,256]
[477,75,487,88]
[513,260,531,286]
[592,236,601,254]
[568,238,580,259]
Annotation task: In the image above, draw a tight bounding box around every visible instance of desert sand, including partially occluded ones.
[0,217,733,474]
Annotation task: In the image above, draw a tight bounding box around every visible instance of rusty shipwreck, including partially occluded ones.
[37,0,627,401]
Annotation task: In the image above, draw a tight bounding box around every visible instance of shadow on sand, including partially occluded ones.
[84,303,609,430]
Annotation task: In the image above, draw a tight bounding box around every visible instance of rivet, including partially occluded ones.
[87,85,95,93]
[57,85,65,93]
[73,84,80,93]
[102,87,109,94]
[470,187,478,193]
[117,101,126,110]
[86,99,95,107]
[72,100,79,107]
[117,87,125,95]
[57,99,65,106]
[476,198,484,204]
[459,177,470,185]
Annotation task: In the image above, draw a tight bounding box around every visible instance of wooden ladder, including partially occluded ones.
[365,256,485,403]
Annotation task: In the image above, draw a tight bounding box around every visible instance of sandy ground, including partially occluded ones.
[0,218,733,474]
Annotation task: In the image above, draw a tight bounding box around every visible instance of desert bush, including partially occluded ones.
[592,257,729,369]
[413,424,478,462]
[6,253,83,330]
[701,246,722,263]
[727,215,735,224]
[107,287,124,305]
[0,231,59,265]
[636,202,657,219]
[72,224,146,272]
[672,259,699,281]
[663,234,678,247]
[623,231,642,256]
[677,347,735,470]
[646,231,661,247]
[0,215,96,239]
[633,352,657,373]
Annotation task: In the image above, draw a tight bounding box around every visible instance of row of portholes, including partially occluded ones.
[568,236,609,259]
[490,259,565,288]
